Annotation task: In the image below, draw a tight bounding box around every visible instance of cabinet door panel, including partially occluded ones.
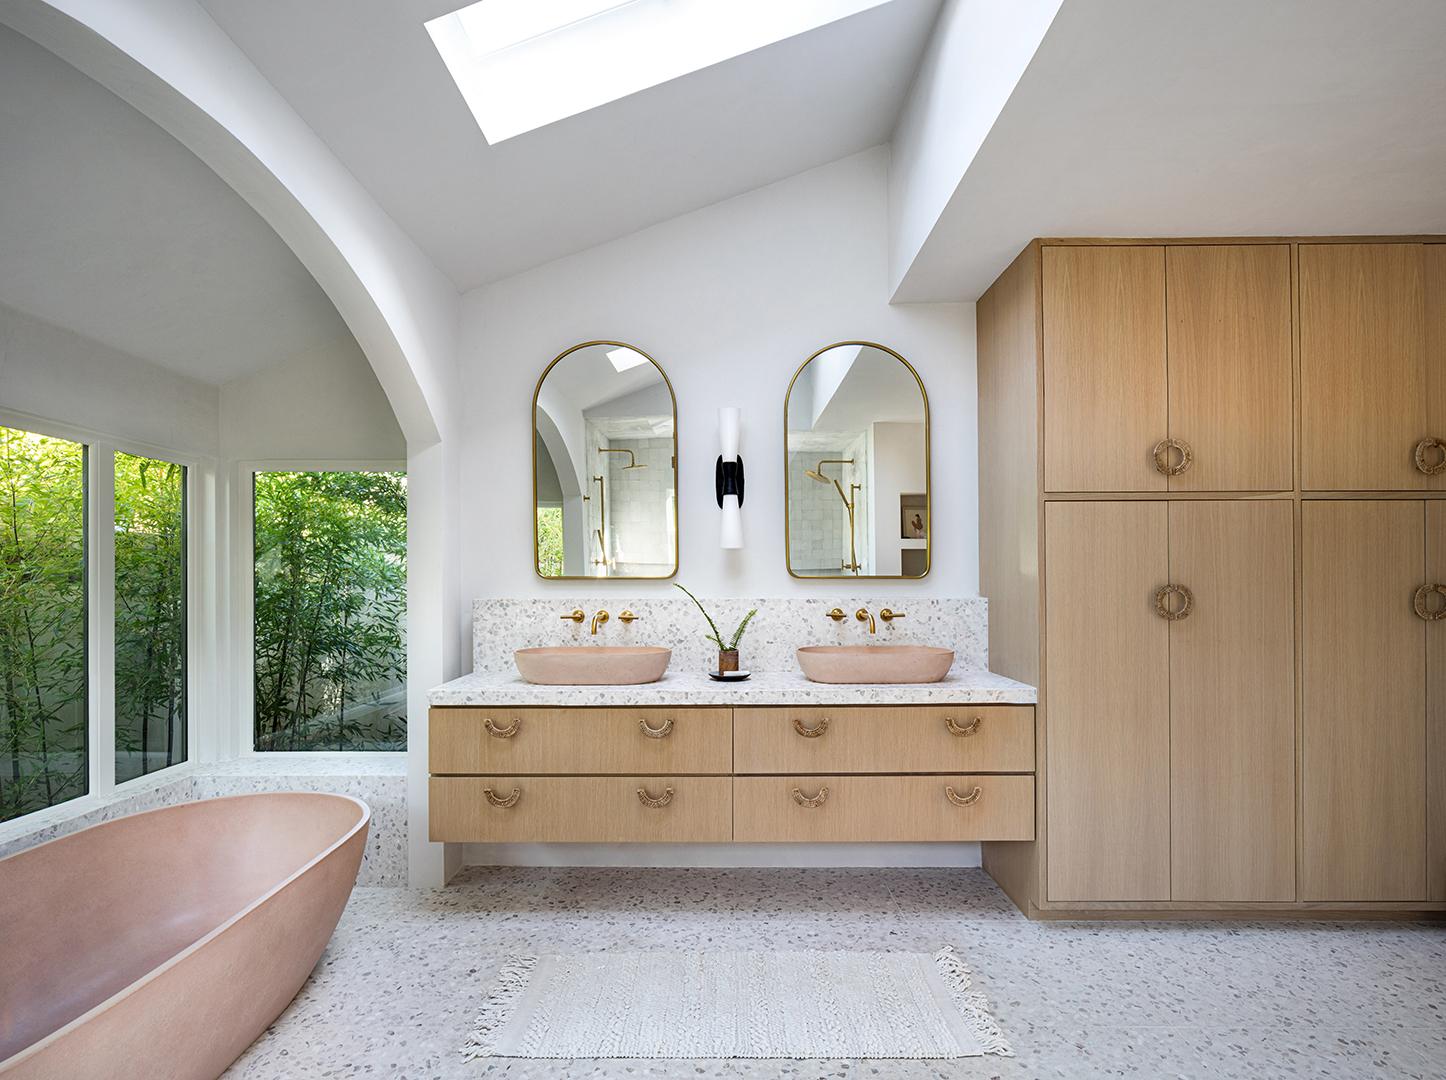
[1302,501,1427,900]
[1045,501,1171,901]
[1166,246,1294,491]
[1043,246,1167,492]
[1428,246,1446,480]
[1429,501,1446,902]
[1300,244,1430,490]
[1169,501,1296,901]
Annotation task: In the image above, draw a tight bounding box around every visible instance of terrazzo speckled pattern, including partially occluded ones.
[470,598,989,678]
[429,668,1033,707]
[223,868,1444,1079]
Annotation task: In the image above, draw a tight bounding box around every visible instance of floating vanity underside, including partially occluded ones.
[426,672,1037,847]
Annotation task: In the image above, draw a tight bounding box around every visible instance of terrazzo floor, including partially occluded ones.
[224,868,1445,1080]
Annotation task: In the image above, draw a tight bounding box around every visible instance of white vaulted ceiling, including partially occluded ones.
[0,22,350,385]
[195,0,944,293]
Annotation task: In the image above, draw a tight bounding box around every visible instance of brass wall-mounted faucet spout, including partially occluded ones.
[591,610,609,635]
[856,608,875,634]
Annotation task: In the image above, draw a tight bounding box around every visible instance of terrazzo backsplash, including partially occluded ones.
[0,755,407,886]
[473,596,987,676]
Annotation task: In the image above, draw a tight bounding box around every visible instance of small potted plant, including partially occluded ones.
[676,584,756,673]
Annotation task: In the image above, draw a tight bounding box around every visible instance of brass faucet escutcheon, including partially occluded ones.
[856,608,875,634]
[561,609,585,623]
[591,610,609,635]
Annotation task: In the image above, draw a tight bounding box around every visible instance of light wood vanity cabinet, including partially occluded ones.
[428,703,1037,845]
[980,235,1445,919]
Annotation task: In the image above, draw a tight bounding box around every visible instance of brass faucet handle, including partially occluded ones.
[561,609,585,623]
[880,608,905,622]
[825,608,846,621]
[618,610,639,623]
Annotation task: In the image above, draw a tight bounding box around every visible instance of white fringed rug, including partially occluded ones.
[462,946,1013,1060]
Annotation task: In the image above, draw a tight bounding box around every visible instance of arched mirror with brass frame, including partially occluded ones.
[785,342,929,578]
[533,341,677,579]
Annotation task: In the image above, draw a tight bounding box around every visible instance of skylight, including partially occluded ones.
[606,346,649,372]
[426,0,896,144]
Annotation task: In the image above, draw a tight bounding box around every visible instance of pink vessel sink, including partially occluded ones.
[514,646,671,685]
[797,645,954,683]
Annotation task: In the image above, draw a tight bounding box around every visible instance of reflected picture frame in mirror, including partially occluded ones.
[533,341,678,579]
[784,341,930,579]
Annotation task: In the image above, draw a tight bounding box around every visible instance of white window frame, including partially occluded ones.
[0,407,205,809]
[234,459,408,758]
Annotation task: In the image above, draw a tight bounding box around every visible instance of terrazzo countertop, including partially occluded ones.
[427,668,1035,707]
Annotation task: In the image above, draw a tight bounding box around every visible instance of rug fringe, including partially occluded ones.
[461,954,538,1060]
[933,946,1015,1057]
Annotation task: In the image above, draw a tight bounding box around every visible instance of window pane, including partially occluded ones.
[254,472,406,751]
[0,427,87,821]
[114,453,186,782]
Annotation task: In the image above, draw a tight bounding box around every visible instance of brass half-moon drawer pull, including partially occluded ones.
[945,716,981,737]
[637,786,674,809]
[1415,437,1446,475]
[1415,584,1446,620]
[792,717,829,738]
[483,787,520,808]
[945,785,981,807]
[639,717,674,738]
[484,717,520,738]
[1152,438,1193,476]
[791,787,828,808]
[1155,584,1193,621]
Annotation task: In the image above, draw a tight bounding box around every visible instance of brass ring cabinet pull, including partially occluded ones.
[637,786,673,809]
[1415,584,1446,620]
[484,787,521,808]
[484,717,520,738]
[946,785,981,807]
[1155,584,1194,621]
[639,717,674,738]
[1152,438,1193,476]
[1416,437,1446,475]
[791,787,828,808]
[792,717,829,738]
[945,716,981,737]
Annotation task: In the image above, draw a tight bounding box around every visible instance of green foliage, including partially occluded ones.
[114,453,186,783]
[674,584,757,652]
[0,428,87,822]
[536,506,564,577]
[254,471,407,751]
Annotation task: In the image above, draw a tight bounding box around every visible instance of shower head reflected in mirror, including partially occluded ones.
[600,447,647,469]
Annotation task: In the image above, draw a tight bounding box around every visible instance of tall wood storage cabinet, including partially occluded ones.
[978,237,1446,918]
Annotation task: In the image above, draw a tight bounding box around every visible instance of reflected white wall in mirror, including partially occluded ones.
[533,342,677,578]
[785,342,928,578]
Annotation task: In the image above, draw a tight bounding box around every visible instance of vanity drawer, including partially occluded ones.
[429,707,732,775]
[733,774,1034,843]
[732,705,1034,774]
[429,776,732,842]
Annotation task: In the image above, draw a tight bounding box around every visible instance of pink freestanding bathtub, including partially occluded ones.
[0,792,369,1080]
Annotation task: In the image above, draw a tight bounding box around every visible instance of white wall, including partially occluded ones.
[887,0,1063,298]
[457,146,977,609]
[219,335,405,462]
[0,300,218,454]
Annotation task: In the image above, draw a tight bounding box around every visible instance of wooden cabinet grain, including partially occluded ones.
[1167,500,1296,901]
[1301,501,1428,901]
[1300,244,1446,491]
[1044,501,1171,901]
[1043,246,1167,493]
